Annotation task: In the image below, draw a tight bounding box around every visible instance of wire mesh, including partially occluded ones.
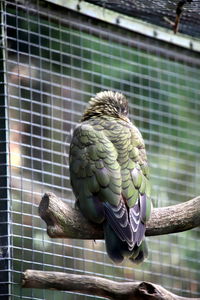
[1,0,200,299]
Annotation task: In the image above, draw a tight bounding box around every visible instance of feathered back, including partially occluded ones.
[70,90,151,264]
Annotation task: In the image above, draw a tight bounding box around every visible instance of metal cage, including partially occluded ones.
[0,0,200,299]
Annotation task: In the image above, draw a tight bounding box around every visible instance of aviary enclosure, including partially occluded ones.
[0,0,200,299]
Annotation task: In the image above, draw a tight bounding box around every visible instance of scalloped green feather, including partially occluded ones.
[80,135,89,144]
[99,186,121,206]
[94,167,110,187]
[127,188,139,207]
[123,181,136,200]
[95,160,104,169]
[145,180,151,198]
[139,175,146,194]
[88,145,99,161]
[131,166,142,188]
[84,175,100,194]
[109,179,121,195]
[122,178,131,189]
[129,147,139,159]
[127,159,136,171]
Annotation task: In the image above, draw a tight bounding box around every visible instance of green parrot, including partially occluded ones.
[69,91,151,264]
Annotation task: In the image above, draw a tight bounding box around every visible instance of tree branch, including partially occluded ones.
[22,270,200,300]
[35,195,200,299]
[38,192,200,239]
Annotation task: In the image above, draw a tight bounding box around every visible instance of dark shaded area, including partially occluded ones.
[0,5,9,298]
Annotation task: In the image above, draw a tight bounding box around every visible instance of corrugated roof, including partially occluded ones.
[85,0,200,38]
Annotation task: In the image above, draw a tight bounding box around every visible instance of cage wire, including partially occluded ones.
[1,0,200,299]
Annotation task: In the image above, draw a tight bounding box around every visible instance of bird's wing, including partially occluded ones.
[69,122,134,247]
[121,124,151,246]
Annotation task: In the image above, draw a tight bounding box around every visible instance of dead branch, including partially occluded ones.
[38,192,200,239]
[22,270,200,300]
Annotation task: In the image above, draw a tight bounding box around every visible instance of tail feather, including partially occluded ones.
[103,200,134,249]
[135,221,145,246]
[103,196,148,264]
[129,240,148,264]
[104,222,132,264]
[104,222,148,264]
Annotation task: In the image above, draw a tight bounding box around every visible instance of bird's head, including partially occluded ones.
[81,91,130,122]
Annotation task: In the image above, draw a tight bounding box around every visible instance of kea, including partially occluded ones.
[69,91,151,264]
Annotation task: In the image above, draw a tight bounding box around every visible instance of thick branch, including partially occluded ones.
[22,270,199,300]
[39,192,200,239]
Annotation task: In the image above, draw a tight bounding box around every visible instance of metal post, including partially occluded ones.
[0,1,10,298]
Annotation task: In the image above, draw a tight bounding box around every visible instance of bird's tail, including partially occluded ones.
[104,222,148,264]
[129,239,148,264]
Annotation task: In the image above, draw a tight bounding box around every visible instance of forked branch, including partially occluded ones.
[38,192,200,239]
[24,194,200,299]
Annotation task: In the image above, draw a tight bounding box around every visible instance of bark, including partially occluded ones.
[38,192,200,239]
[22,270,200,300]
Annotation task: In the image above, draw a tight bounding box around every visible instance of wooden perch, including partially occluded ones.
[39,192,200,239]
[22,270,200,300]
[31,194,200,299]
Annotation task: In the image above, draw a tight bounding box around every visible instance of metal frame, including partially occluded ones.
[0,1,10,298]
[46,0,200,52]
[1,0,200,299]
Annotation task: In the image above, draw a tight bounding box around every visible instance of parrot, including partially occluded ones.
[69,91,151,264]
